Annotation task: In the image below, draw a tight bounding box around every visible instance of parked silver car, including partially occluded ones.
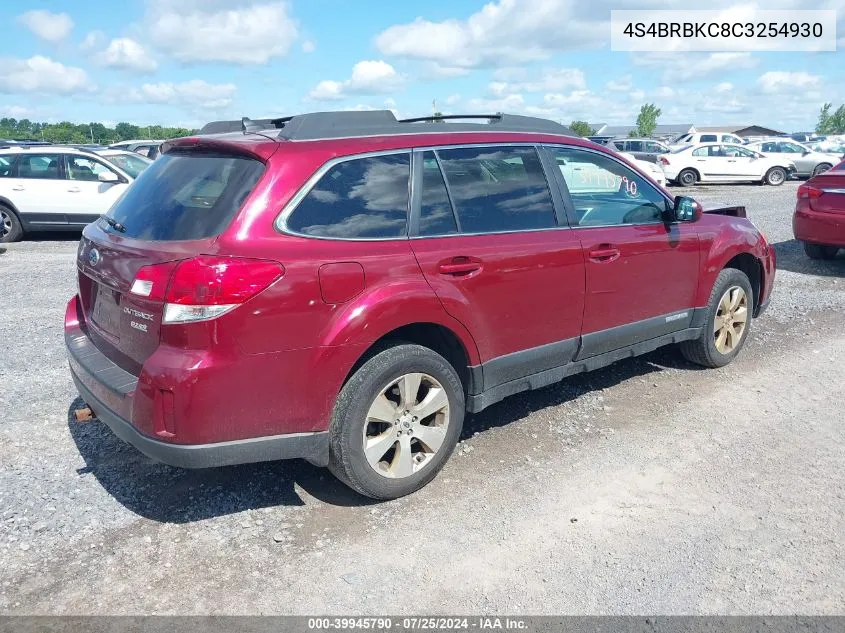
[745,139,841,177]
[606,138,669,163]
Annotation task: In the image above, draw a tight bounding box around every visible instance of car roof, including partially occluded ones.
[97,148,152,159]
[198,110,574,142]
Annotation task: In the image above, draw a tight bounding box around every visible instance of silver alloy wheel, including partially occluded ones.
[713,285,748,354]
[768,168,785,185]
[0,209,11,239]
[362,372,450,479]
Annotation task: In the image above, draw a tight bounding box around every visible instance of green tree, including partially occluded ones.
[115,122,141,140]
[569,120,595,137]
[635,103,662,137]
[816,102,845,134]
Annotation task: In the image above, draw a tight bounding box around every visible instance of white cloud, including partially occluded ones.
[376,0,845,70]
[149,1,298,64]
[757,71,821,94]
[0,56,92,95]
[489,68,586,96]
[375,0,613,69]
[634,52,758,82]
[654,86,675,99]
[301,39,315,53]
[0,105,33,118]
[445,94,461,105]
[101,38,158,73]
[120,80,237,109]
[715,82,734,93]
[17,10,74,42]
[81,30,105,52]
[606,75,633,92]
[308,60,403,101]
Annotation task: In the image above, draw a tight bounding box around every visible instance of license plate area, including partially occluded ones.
[91,282,122,340]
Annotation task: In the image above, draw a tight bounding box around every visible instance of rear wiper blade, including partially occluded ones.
[103,216,126,233]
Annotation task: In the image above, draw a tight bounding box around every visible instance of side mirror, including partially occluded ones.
[98,171,120,184]
[666,196,702,223]
[802,150,811,156]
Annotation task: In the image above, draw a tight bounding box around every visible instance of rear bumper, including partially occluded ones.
[71,369,328,468]
[65,295,329,469]
[793,206,845,246]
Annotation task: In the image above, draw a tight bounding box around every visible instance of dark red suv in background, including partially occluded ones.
[65,111,776,499]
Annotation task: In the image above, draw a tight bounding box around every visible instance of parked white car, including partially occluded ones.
[744,138,843,178]
[659,143,796,186]
[619,151,666,186]
[0,146,152,242]
[670,131,745,149]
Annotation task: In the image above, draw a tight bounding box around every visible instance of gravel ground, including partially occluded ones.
[0,180,843,614]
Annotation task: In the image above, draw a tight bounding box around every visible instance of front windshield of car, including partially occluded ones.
[101,152,152,179]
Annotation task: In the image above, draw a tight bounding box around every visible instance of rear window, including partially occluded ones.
[103,152,264,241]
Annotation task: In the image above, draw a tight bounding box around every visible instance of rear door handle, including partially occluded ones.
[11,185,24,191]
[588,248,621,263]
[68,187,81,193]
[437,258,482,276]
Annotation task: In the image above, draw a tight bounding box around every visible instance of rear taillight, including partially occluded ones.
[659,156,670,165]
[131,261,179,301]
[131,256,284,324]
[797,184,823,200]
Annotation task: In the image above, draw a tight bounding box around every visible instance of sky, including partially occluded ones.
[1,0,844,132]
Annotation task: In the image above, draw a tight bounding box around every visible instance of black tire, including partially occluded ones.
[328,343,464,500]
[678,169,697,187]
[680,268,754,369]
[812,163,833,177]
[803,242,839,260]
[0,205,23,243]
[764,167,786,186]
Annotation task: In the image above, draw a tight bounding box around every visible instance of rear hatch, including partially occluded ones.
[77,146,269,374]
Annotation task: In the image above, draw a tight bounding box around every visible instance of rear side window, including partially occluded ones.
[700,134,718,142]
[286,154,410,239]
[436,146,556,234]
[104,152,264,241]
[14,154,61,179]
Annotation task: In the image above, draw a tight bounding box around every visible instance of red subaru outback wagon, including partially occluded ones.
[66,111,776,499]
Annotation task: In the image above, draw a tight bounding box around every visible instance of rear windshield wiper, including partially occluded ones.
[103,216,126,233]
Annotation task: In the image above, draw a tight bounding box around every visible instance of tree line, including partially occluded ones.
[568,101,845,139]
[0,118,197,145]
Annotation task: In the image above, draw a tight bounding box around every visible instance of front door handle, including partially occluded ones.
[68,186,81,193]
[437,257,482,276]
[11,185,24,191]
[588,247,621,263]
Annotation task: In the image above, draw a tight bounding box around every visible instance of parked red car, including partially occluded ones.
[793,159,845,259]
[65,111,776,499]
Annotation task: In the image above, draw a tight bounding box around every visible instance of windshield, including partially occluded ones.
[101,153,152,179]
[103,151,265,241]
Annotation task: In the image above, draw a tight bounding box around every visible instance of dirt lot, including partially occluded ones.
[1,181,843,614]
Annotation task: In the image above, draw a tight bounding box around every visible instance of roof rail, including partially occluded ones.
[199,110,573,141]
[398,113,503,123]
